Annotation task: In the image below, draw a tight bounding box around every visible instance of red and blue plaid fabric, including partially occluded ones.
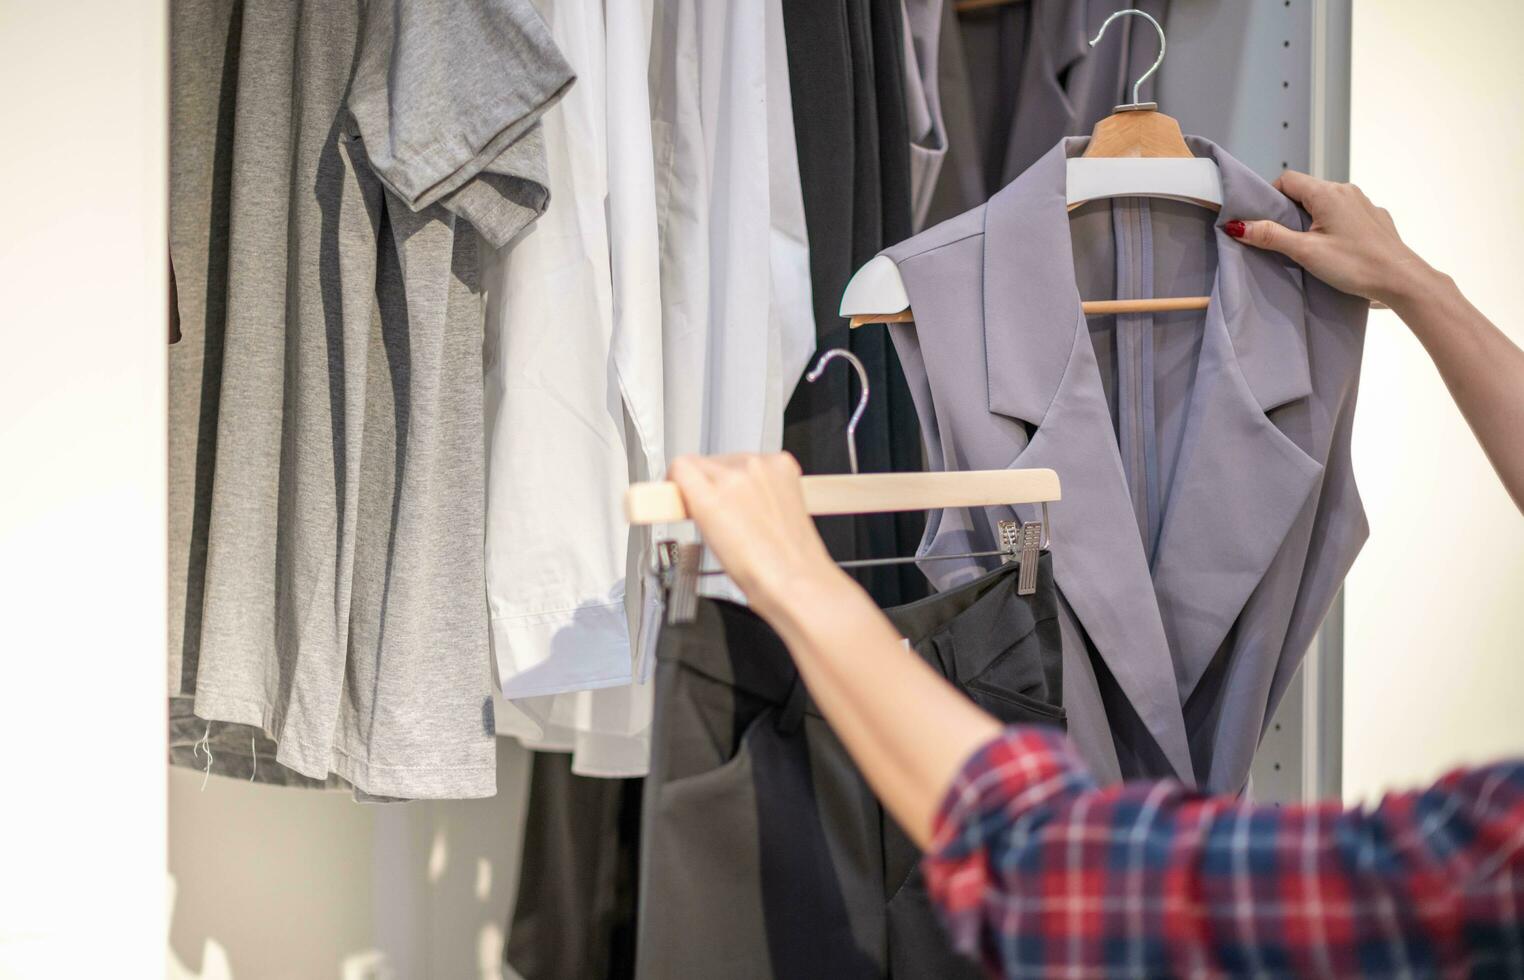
[925,727,1524,979]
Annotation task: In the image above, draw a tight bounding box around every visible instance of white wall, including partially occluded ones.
[168,740,531,980]
[0,1,169,975]
[1343,0,1524,803]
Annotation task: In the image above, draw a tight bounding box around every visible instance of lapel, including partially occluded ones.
[1148,141,1323,700]
[979,138,1323,782]
[982,142,1196,784]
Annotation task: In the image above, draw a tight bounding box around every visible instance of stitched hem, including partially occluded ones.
[491,598,632,699]
[490,597,626,626]
[498,670,632,702]
[178,689,496,800]
[350,68,574,211]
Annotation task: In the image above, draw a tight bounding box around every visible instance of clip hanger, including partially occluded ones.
[646,348,1061,622]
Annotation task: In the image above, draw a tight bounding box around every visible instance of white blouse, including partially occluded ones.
[485,0,813,777]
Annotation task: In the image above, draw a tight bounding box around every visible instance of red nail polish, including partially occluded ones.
[1225,220,1246,239]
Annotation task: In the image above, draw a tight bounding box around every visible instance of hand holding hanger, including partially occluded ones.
[629,348,1061,622]
[665,452,842,623]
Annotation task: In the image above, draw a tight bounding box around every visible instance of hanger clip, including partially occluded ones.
[1015,522,1043,595]
[664,542,702,625]
[655,539,679,576]
[998,519,1044,595]
[997,520,1021,565]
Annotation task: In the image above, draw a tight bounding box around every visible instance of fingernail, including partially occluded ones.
[1224,220,1246,239]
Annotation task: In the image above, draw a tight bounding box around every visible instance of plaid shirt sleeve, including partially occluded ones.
[924,726,1524,979]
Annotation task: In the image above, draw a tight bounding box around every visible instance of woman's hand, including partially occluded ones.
[1228,169,1440,309]
[666,452,846,621]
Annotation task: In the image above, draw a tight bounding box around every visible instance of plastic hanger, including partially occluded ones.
[627,349,1062,620]
[840,8,1222,328]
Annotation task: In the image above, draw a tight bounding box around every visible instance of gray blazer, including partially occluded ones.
[884,137,1368,793]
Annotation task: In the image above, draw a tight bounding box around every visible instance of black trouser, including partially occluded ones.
[636,557,1064,979]
[506,750,642,980]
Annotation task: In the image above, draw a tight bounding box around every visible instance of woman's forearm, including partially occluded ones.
[1391,270,1524,512]
[767,568,1001,849]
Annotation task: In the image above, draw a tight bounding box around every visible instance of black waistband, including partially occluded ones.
[656,554,1056,711]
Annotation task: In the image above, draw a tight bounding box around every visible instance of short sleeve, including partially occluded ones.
[348,0,576,246]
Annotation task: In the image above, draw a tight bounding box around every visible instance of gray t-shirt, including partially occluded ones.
[167,0,573,799]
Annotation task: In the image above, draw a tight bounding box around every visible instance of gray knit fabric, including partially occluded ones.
[167,0,573,799]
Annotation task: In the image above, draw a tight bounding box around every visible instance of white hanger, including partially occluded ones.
[840,9,1224,328]
[839,255,911,325]
[1066,156,1223,212]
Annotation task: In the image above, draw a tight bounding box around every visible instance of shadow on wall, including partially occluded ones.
[168,738,532,979]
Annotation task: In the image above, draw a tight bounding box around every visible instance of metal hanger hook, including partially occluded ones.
[1089,8,1166,107]
[805,348,870,475]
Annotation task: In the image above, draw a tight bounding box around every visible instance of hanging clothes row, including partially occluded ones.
[504,2,1201,977]
[166,0,1371,973]
[166,0,1175,800]
[167,0,573,800]
[486,0,816,778]
[167,0,816,797]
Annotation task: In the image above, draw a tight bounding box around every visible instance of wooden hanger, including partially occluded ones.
[1081,107,1196,161]
[635,351,1062,617]
[625,468,1061,525]
[627,350,1061,525]
[842,9,1223,328]
[632,466,1060,620]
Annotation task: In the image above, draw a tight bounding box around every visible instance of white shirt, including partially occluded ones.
[650,0,815,618]
[483,0,662,775]
[651,0,814,466]
[487,0,814,777]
